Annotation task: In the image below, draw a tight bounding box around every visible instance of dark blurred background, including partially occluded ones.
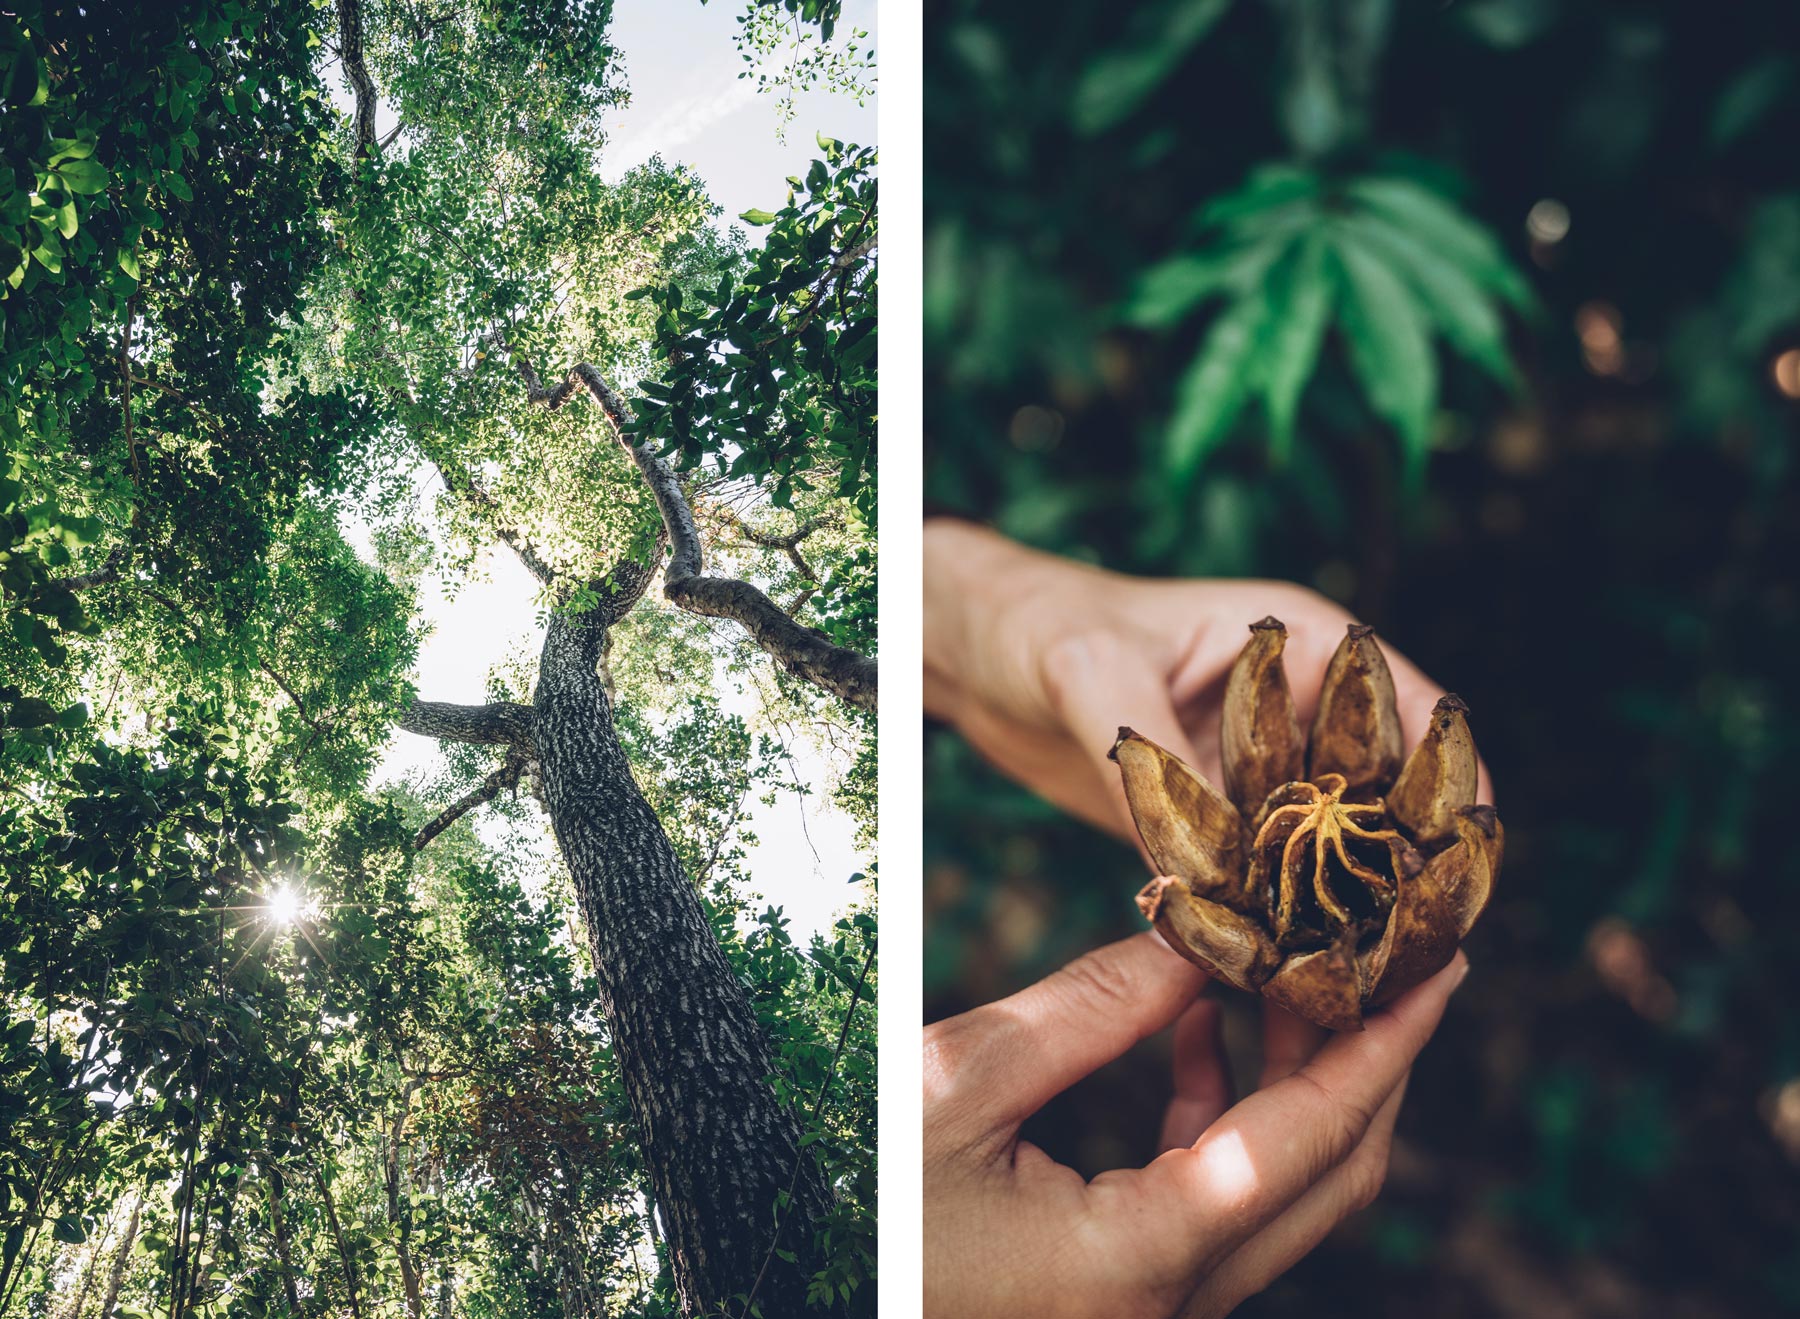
[923,1,1800,1314]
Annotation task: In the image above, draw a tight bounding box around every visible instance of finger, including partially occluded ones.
[1183,1077,1410,1318]
[1258,1002,1328,1088]
[1160,997,1234,1151]
[1039,632,1209,850]
[934,933,1207,1131]
[952,708,1124,839]
[1128,952,1464,1274]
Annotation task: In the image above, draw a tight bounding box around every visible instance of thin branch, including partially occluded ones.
[119,291,140,484]
[412,750,528,852]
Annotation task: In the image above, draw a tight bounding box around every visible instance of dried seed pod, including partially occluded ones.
[1222,617,1305,822]
[1308,624,1404,795]
[1388,695,1478,845]
[1115,621,1502,1031]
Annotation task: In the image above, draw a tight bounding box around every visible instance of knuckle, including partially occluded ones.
[1038,629,1128,706]
[1345,1146,1391,1212]
[1049,948,1138,1017]
[921,1008,1012,1115]
[1290,1066,1378,1169]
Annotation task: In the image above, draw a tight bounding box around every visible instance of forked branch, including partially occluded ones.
[506,348,877,713]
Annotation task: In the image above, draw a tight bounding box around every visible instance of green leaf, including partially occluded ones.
[1336,212,1516,387]
[1122,235,1292,329]
[1710,54,1794,147]
[1257,233,1335,462]
[48,137,96,164]
[118,248,140,281]
[51,1214,85,1244]
[738,208,778,226]
[1070,0,1235,136]
[4,41,47,108]
[54,158,110,195]
[1333,238,1437,472]
[1166,289,1269,477]
[1347,176,1536,313]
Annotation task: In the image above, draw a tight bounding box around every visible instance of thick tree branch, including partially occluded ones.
[411,749,528,851]
[507,348,877,712]
[56,547,126,591]
[396,699,536,748]
[336,0,377,158]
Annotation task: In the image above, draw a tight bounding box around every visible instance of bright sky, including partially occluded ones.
[602,0,877,220]
[370,0,877,942]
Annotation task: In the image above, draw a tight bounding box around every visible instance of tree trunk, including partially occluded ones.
[97,1195,140,1319]
[531,609,828,1315]
[58,1194,120,1319]
[312,1158,365,1319]
[265,1166,302,1316]
[384,1088,426,1319]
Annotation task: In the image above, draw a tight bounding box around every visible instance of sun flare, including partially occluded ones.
[266,884,306,926]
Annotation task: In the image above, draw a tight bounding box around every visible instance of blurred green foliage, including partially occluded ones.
[926,0,1800,1314]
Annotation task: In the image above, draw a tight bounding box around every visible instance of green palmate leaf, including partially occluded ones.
[1123,233,1294,329]
[1333,237,1437,473]
[1193,164,1319,234]
[1257,232,1335,462]
[1071,0,1235,136]
[1335,212,1517,388]
[1167,287,1269,476]
[1346,175,1537,313]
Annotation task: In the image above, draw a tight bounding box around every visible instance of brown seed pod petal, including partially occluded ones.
[1363,805,1497,1005]
[1446,804,1501,939]
[1362,856,1461,1008]
[1111,728,1249,901]
[1264,935,1365,1032]
[1137,877,1281,993]
[1222,617,1305,821]
[1308,624,1405,796]
[1388,694,1479,845]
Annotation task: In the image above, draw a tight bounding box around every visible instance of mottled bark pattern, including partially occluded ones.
[397,700,536,748]
[666,573,878,712]
[533,608,827,1314]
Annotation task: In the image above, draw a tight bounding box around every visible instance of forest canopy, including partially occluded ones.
[1,1,876,1316]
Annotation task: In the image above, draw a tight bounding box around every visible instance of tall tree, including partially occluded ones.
[2,1,876,1314]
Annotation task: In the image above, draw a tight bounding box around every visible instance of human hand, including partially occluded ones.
[924,933,1469,1319]
[923,520,1492,845]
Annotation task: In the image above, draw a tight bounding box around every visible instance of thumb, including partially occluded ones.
[1042,633,1207,858]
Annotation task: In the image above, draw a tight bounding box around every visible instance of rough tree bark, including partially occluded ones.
[532,603,830,1313]
[396,591,831,1314]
